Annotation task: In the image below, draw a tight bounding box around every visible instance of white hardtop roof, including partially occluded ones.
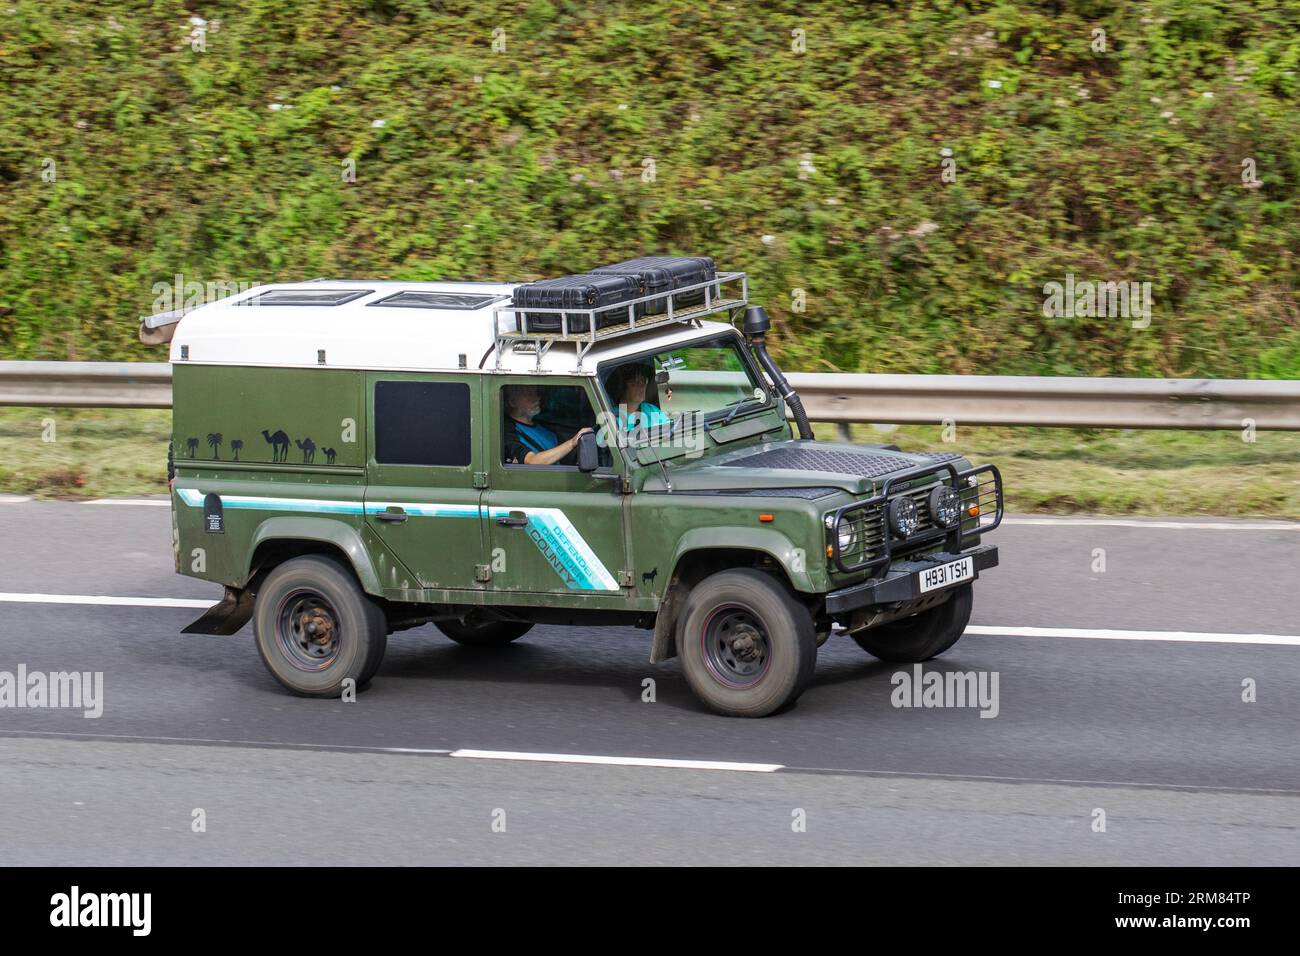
[169,280,741,374]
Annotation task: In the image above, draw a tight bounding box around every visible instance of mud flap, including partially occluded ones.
[182,586,255,635]
[649,584,687,663]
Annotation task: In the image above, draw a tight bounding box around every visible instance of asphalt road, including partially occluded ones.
[0,497,1297,865]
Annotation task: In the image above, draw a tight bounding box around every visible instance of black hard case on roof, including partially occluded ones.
[590,255,718,315]
[511,273,644,333]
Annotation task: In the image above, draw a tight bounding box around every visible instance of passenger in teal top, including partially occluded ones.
[607,364,671,433]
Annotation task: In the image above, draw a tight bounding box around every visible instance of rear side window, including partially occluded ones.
[374,381,471,466]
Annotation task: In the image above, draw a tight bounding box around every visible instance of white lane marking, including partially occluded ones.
[1002,517,1300,531]
[450,749,783,773]
[0,729,452,755]
[3,593,1297,648]
[0,593,212,609]
[968,625,1300,646]
[84,498,170,507]
[0,494,32,504]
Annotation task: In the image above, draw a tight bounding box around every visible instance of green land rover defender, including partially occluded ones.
[157,265,1002,717]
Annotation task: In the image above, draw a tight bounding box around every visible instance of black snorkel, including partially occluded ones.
[744,305,814,441]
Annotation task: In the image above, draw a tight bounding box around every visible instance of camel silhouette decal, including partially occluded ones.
[262,429,290,463]
[322,447,337,465]
[296,437,317,464]
[206,432,223,460]
[185,437,199,458]
[230,439,243,461]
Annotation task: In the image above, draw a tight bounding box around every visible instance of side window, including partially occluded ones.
[500,383,599,467]
[374,380,471,466]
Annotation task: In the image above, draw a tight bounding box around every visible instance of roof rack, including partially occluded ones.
[492,271,748,370]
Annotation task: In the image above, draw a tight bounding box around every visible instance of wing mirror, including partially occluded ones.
[577,431,599,472]
[655,370,670,385]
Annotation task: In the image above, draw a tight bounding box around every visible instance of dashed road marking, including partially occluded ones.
[83,498,170,507]
[0,592,212,609]
[450,749,783,772]
[968,625,1300,646]
[1001,516,1300,531]
[1,592,1297,646]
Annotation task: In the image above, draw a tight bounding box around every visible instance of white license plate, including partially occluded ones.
[918,556,974,593]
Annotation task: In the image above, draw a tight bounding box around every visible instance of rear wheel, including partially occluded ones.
[253,555,387,696]
[676,569,817,718]
[435,619,533,647]
[851,584,972,663]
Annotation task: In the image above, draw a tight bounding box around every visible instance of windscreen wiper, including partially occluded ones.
[713,397,758,430]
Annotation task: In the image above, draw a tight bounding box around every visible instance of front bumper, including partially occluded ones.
[824,544,999,615]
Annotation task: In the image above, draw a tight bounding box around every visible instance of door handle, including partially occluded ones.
[374,509,408,523]
[496,512,529,528]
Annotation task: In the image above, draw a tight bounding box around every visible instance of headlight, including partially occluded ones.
[928,485,961,528]
[836,522,855,554]
[826,514,856,554]
[887,495,919,538]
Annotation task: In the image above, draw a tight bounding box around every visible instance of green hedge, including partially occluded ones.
[1,0,1297,376]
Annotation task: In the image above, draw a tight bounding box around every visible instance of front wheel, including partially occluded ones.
[253,555,387,697]
[676,569,817,718]
[851,584,972,663]
[435,619,533,647]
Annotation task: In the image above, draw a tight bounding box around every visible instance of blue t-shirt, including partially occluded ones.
[619,402,671,432]
[504,419,560,463]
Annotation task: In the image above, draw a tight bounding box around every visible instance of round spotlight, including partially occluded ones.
[928,485,961,528]
[888,495,919,538]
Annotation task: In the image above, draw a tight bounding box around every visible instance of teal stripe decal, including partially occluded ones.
[175,489,619,591]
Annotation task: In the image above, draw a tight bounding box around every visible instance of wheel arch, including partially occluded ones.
[649,531,814,664]
[246,517,384,597]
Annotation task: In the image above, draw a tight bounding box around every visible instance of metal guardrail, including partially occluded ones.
[786,373,1300,430]
[0,361,1296,430]
[0,362,174,408]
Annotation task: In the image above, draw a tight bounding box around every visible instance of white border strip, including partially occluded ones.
[450,749,783,773]
[967,625,1300,646]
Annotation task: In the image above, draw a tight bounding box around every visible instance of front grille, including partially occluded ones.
[826,462,1004,574]
[832,484,945,568]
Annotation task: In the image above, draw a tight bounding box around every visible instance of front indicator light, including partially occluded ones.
[967,505,981,517]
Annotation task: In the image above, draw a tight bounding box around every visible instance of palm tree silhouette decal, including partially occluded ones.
[207,432,223,460]
[185,437,199,458]
[230,439,243,461]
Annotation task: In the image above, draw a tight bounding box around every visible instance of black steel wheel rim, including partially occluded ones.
[700,603,771,689]
[275,590,342,671]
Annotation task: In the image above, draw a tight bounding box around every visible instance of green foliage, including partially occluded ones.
[0,0,1297,377]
